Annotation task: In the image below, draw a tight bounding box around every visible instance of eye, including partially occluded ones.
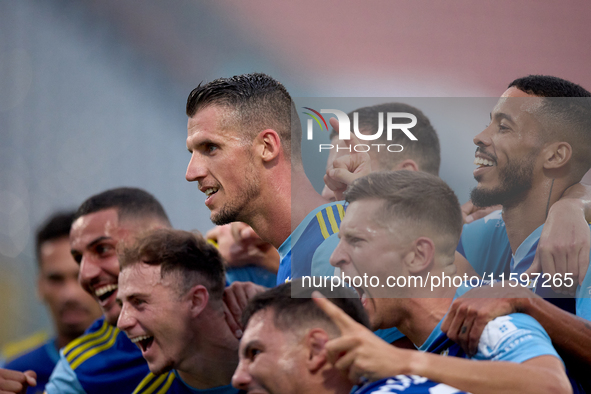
[248,348,261,361]
[132,298,146,308]
[498,123,510,132]
[205,143,219,153]
[72,252,82,264]
[95,244,114,256]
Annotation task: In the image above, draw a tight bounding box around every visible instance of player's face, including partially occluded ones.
[117,263,195,376]
[329,199,409,330]
[38,237,102,338]
[186,105,261,226]
[70,209,128,325]
[471,88,544,207]
[233,310,306,394]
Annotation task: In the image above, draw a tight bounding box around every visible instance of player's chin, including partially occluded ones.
[147,359,174,376]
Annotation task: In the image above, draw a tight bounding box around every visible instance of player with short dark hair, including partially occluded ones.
[233,281,468,394]
[3,211,102,394]
[185,72,343,285]
[41,187,171,394]
[443,75,591,392]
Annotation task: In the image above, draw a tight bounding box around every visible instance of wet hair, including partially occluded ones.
[509,75,591,179]
[119,228,225,301]
[242,279,370,337]
[35,210,76,265]
[345,171,462,258]
[186,73,301,160]
[73,187,171,226]
[329,102,440,175]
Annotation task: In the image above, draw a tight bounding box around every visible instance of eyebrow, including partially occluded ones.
[87,236,113,249]
[242,340,263,357]
[117,292,148,304]
[491,111,515,124]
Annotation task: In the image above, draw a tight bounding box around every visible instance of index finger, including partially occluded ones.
[311,291,358,332]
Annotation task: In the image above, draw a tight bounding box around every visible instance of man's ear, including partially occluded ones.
[188,285,209,318]
[256,129,282,163]
[404,237,435,274]
[393,159,419,172]
[542,141,572,170]
[305,329,330,373]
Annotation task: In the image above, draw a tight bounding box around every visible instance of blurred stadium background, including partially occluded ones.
[1,0,590,348]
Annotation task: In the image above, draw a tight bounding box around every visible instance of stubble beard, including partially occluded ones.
[470,154,536,209]
[210,170,261,226]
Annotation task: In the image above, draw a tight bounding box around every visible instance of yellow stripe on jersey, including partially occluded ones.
[64,320,110,361]
[133,373,159,394]
[325,206,340,234]
[336,204,345,221]
[1,331,50,360]
[315,212,330,239]
[134,373,168,394]
[70,326,119,370]
[155,372,176,394]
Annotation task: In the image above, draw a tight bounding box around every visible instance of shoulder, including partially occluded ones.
[132,371,176,394]
[4,339,55,372]
[476,313,560,363]
[61,318,142,371]
[1,331,50,362]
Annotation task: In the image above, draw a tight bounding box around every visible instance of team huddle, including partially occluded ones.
[1,73,591,394]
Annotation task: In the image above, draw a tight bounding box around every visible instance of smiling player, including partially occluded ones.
[117,228,240,393]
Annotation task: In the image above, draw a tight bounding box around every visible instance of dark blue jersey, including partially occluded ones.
[45,317,149,394]
[5,338,59,394]
[132,370,240,394]
[354,375,467,394]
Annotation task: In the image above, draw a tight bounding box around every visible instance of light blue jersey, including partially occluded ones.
[420,286,561,364]
[277,201,346,284]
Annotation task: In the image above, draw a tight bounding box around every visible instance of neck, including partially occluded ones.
[394,292,455,347]
[303,367,353,394]
[289,166,330,232]
[177,307,239,389]
[248,162,329,249]
[56,332,80,349]
[502,177,565,254]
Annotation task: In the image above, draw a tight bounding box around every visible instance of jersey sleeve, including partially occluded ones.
[474,313,561,365]
[310,233,339,277]
[44,351,86,394]
[457,210,512,278]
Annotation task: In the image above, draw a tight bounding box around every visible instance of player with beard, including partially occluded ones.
[440,75,591,391]
[2,212,102,394]
[185,73,343,285]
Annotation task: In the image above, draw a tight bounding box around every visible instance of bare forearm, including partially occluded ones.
[520,297,591,365]
[560,183,591,222]
[407,352,570,394]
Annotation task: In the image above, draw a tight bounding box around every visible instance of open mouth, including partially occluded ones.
[95,284,118,303]
[204,187,219,198]
[131,335,154,352]
[354,286,369,307]
[474,157,495,169]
